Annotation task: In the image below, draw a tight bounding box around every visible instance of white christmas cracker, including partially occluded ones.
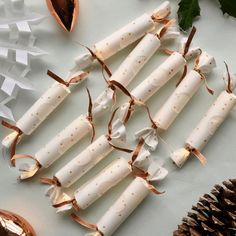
[81,163,168,236]
[2,71,88,151]
[54,157,133,212]
[171,86,236,167]
[135,52,216,151]
[69,1,171,74]
[93,20,179,117]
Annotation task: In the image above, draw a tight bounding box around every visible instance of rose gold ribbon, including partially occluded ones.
[80,44,112,78]
[183,27,197,57]
[40,176,61,186]
[194,49,214,95]
[11,154,42,179]
[151,11,170,24]
[71,213,104,236]
[47,70,87,87]
[129,138,164,195]
[1,121,23,166]
[53,198,80,211]
[176,65,188,87]
[175,26,197,87]
[224,62,233,94]
[85,88,95,143]
[123,96,158,130]
[186,145,207,166]
[106,107,133,153]
[156,19,175,40]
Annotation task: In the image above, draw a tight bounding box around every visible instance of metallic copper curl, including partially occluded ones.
[164,26,199,88]
[164,27,214,94]
[151,8,171,24]
[185,145,207,166]
[0,210,36,236]
[106,107,133,153]
[40,175,81,211]
[128,138,164,195]
[193,49,214,95]
[1,70,88,167]
[1,121,23,167]
[224,62,233,94]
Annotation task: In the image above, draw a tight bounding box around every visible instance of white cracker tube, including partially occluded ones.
[35,114,92,168]
[55,135,113,187]
[93,33,161,117]
[131,52,186,102]
[92,177,150,236]
[154,70,203,130]
[171,91,236,167]
[109,33,161,86]
[71,2,171,72]
[75,158,131,210]
[2,72,88,148]
[186,90,236,150]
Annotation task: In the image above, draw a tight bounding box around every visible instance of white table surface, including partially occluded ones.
[0,0,236,235]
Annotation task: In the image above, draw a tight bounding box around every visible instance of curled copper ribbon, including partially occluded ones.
[11,154,42,179]
[194,49,214,95]
[156,19,176,40]
[106,107,133,153]
[224,62,233,94]
[151,11,170,24]
[176,65,187,87]
[40,176,81,211]
[1,121,23,166]
[175,26,197,87]
[183,26,197,58]
[78,44,112,78]
[71,213,104,236]
[123,95,158,130]
[129,138,163,195]
[53,198,80,211]
[40,176,61,187]
[186,145,207,166]
[47,70,87,87]
[85,88,95,143]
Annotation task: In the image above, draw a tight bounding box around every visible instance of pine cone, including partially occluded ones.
[174,179,236,236]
